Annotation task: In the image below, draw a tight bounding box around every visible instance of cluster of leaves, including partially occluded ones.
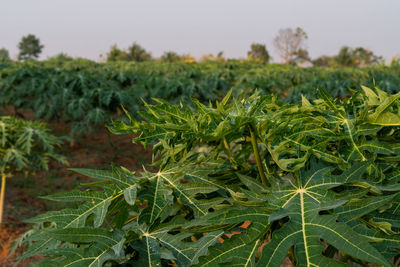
[0,116,67,174]
[1,60,400,133]
[19,87,400,266]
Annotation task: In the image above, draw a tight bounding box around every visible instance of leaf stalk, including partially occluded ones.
[249,127,269,187]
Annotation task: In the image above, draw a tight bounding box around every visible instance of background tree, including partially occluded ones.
[106,44,129,62]
[127,42,152,62]
[334,46,382,67]
[247,43,270,63]
[335,46,356,67]
[293,48,310,61]
[273,27,308,65]
[313,55,335,68]
[352,47,383,66]
[17,34,44,60]
[313,47,382,68]
[0,48,10,61]
[160,51,183,63]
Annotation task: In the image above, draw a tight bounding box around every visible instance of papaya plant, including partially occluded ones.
[18,87,400,266]
[0,116,67,224]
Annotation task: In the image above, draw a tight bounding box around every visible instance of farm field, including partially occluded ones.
[2,1,400,265]
[2,60,400,266]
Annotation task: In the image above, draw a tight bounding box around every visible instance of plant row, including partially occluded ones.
[1,60,400,134]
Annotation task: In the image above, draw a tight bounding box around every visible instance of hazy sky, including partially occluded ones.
[2,0,400,62]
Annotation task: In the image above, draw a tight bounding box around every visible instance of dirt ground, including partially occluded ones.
[0,110,153,266]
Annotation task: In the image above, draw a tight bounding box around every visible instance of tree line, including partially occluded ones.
[0,28,396,68]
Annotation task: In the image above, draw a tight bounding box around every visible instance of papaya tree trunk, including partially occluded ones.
[0,173,6,224]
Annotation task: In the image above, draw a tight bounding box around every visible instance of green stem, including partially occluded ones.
[250,127,269,187]
[223,138,238,170]
[0,173,6,224]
